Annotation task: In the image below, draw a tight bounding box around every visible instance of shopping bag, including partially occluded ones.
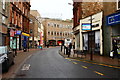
[110,51,114,57]
[117,49,120,54]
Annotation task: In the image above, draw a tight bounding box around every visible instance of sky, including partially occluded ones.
[31,0,73,20]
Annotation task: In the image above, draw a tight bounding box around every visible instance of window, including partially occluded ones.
[2,0,5,9]
[2,16,6,24]
[117,0,120,10]
[30,19,33,23]
[54,24,56,27]
[60,32,62,35]
[57,32,59,36]
[51,31,53,35]
[48,23,50,26]
[57,24,59,27]
[48,31,50,35]
[54,31,56,35]
[12,12,14,24]
[30,29,32,33]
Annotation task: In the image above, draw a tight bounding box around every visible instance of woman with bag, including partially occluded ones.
[112,40,119,59]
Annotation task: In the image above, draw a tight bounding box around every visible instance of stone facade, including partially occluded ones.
[43,18,73,46]
[30,10,44,47]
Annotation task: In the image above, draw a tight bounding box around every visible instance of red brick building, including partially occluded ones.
[8,2,31,50]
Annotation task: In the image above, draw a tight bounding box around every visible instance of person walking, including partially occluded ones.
[68,43,72,57]
[112,40,119,59]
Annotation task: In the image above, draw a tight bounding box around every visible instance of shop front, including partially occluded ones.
[22,32,30,51]
[80,12,103,55]
[73,25,80,50]
[106,12,120,53]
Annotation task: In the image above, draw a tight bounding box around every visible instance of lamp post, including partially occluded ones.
[89,15,95,61]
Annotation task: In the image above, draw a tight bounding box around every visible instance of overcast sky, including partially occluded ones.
[31,0,73,20]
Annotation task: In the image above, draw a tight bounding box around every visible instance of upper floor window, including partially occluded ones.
[2,0,5,9]
[57,32,59,36]
[2,16,6,24]
[54,31,56,35]
[117,0,120,10]
[51,31,53,35]
[54,24,56,27]
[57,24,59,27]
[48,31,50,35]
[48,23,50,26]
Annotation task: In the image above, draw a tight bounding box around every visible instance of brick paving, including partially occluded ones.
[59,49,120,66]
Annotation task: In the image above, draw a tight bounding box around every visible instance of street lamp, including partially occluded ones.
[89,15,95,61]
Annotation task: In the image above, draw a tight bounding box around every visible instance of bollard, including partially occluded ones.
[64,46,65,55]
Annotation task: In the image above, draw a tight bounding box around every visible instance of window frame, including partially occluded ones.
[117,0,120,10]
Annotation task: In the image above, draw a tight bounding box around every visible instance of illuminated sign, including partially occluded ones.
[106,12,120,26]
[82,23,91,30]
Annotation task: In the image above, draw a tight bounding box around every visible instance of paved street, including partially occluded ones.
[14,47,120,78]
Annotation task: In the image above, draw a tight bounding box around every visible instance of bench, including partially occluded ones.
[73,50,86,58]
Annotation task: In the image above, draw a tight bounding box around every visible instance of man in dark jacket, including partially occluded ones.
[112,40,118,59]
[68,43,72,57]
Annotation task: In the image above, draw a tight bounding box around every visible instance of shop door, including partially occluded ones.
[88,31,95,54]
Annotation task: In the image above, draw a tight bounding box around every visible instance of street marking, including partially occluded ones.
[82,66,88,69]
[21,64,31,71]
[73,62,78,64]
[64,57,120,69]
[94,71,104,76]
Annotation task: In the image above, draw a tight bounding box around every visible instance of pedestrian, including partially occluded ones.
[35,43,37,49]
[112,40,119,59]
[117,49,120,61]
[68,43,72,57]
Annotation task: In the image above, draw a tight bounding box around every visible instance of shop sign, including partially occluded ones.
[106,12,120,26]
[16,30,21,35]
[22,32,30,37]
[82,23,91,30]
[10,30,15,37]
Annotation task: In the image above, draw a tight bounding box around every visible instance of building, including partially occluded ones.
[0,1,10,46]
[30,10,44,47]
[73,1,120,56]
[105,1,120,55]
[9,2,31,50]
[43,18,73,46]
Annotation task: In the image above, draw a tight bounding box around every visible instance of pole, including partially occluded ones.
[90,15,93,60]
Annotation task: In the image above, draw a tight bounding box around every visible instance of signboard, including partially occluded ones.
[16,30,21,35]
[10,30,15,37]
[106,12,120,26]
[82,23,91,30]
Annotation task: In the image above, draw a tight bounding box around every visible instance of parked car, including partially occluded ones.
[0,46,15,73]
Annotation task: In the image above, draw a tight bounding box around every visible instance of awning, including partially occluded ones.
[22,32,30,37]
